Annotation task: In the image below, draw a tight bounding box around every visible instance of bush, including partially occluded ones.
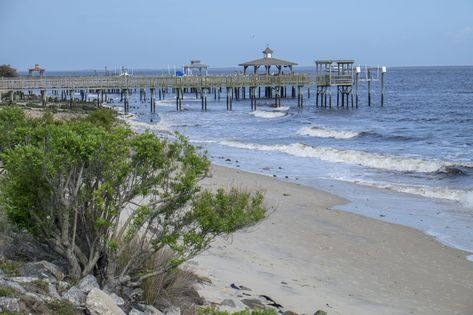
[0,108,267,296]
[0,64,17,77]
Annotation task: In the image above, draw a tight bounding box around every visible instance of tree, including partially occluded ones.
[0,64,17,77]
[0,111,266,294]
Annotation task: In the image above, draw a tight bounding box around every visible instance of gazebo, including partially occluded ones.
[28,64,46,77]
[184,60,208,76]
[239,46,297,75]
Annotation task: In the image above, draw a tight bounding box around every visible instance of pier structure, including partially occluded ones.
[28,64,46,77]
[239,47,302,108]
[315,60,386,108]
[315,60,355,108]
[0,74,310,113]
[183,60,208,76]
[357,65,387,106]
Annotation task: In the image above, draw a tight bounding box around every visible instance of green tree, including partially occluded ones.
[0,114,266,293]
[0,64,17,77]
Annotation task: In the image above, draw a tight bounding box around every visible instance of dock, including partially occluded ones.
[0,50,385,112]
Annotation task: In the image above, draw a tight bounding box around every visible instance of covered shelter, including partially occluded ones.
[28,64,46,77]
[239,47,297,75]
[315,60,355,86]
[184,60,208,76]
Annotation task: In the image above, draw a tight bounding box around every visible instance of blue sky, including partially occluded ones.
[1,0,472,70]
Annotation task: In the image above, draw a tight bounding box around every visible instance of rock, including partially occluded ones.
[142,304,164,315]
[284,311,298,315]
[78,274,99,293]
[10,276,41,283]
[19,260,64,281]
[0,297,21,313]
[241,298,265,310]
[48,282,61,299]
[62,286,85,307]
[57,280,70,293]
[220,299,236,307]
[314,311,327,315]
[130,309,145,315]
[164,305,181,315]
[110,292,124,306]
[85,288,126,315]
[20,293,50,314]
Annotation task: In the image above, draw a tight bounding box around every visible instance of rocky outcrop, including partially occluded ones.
[85,288,126,315]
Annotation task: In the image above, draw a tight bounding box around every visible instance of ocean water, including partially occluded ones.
[106,66,473,260]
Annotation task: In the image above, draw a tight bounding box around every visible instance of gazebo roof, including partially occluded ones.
[239,57,297,67]
[184,60,208,68]
[262,47,273,54]
[315,60,355,65]
[29,65,46,71]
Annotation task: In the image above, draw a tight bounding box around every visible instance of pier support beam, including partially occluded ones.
[150,88,156,113]
[123,89,129,113]
[40,90,47,106]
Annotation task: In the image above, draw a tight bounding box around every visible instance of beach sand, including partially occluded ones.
[189,165,473,315]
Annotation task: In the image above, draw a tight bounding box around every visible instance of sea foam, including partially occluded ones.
[219,140,473,174]
[334,177,473,207]
[297,126,360,139]
[250,110,287,119]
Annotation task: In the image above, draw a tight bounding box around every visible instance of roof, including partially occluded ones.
[29,66,46,71]
[184,62,208,69]
[263,47,274,54]
[239,57,297,67]
[315,60,355,65]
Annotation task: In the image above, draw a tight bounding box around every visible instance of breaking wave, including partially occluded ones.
[297,126,361,139]
[250,110,287,119]
[219,140,473,174]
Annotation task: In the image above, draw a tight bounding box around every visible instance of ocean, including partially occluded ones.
[104,66,473,260]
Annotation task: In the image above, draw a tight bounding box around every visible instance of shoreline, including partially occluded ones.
[190,164,473,314]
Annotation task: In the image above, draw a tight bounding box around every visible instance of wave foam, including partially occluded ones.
[219,140,473,174]
[297,126,360,139]
[335,178,473,207]
[124,118,174,134]
[250,110,287,119]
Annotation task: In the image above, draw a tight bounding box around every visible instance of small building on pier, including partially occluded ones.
[28,64,46,77]
[184,60,208,76]
[239,46,297,75]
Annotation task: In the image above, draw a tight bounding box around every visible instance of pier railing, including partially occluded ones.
[0,74,312,91]
[315,74,353,86]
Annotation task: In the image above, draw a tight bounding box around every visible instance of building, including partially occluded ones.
[184,60,208,76]
[239,46,297,75]
[28,64,46,77]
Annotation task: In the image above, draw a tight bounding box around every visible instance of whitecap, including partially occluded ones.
[250,110,287,119]
[219,140,473,174]
[297,126,360,139]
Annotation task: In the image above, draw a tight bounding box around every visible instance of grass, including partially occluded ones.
[0,286,17,297]
[46,300,82,315]
[31,279,49,291]
[198,307,278,315]
[0,260,24,277]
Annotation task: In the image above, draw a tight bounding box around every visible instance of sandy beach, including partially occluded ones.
[190,165,473,315]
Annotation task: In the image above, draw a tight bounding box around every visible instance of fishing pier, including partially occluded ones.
[0,48,385,112]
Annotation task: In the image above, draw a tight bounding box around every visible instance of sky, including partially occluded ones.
[1,0,472,70]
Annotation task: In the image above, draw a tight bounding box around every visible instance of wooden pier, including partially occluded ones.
[0,54,385,111]
[0,74,311,112]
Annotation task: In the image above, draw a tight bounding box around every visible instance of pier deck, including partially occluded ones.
[0,74,311,91]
